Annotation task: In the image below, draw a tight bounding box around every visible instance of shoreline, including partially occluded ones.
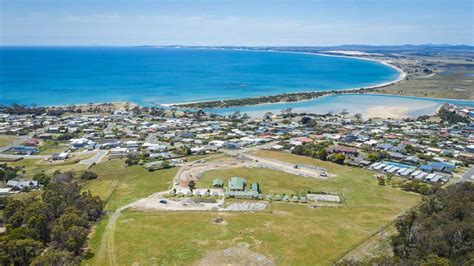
[3,47,471,110]
[160,48,407,108]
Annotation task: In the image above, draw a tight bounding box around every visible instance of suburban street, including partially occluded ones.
[79,150,108,166]
[461,166,474,182]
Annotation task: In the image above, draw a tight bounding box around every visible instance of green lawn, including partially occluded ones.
[86,151,421,265]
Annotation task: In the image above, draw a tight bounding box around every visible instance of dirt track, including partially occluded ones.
[175,153,330,188]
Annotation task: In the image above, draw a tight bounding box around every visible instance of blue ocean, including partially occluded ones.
[0,47,400,106]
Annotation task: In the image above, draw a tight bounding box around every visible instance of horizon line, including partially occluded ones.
[1,43,473,48]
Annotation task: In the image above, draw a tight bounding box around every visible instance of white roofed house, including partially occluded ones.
[145,144,168,152]
[109,147,129,159]
[125,141,140,152]
[208,140,225,148]
[6,179,39,191]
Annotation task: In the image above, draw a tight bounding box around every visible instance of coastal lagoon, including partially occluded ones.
[0,47,399,106]
[205,94,474,118]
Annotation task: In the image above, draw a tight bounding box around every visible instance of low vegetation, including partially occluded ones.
[172,88,377,109]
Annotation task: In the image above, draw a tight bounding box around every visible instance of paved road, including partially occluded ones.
[79,150,108,166]
[461,165,474,182]
[0,153,50,160]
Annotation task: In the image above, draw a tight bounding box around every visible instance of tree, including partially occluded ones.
[421,255,452,266]
[0,239,43,265]
[33,173,50,186]
[0,169,5,186]
[340,108,349,117]
[368,153,379,162]
[354,113,362,122]
[263,112,273,121]
[51,210,89,255]
[4,169,17,182]
[23,201,52,243]
[392,183,473,264]
[300,116,316,127]
[332,154,346,164]
[317,148,328,161]
[4,199,25,227]
[31,249,79,266]
[188,180,196,191]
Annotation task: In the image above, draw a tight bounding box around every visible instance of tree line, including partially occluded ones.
[0,171,104,265]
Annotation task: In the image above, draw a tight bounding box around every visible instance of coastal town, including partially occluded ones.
[1,103,473,195]
[0,99,473,264]
[1,0,473,264]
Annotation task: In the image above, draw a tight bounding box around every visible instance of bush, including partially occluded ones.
[80,171,98,180]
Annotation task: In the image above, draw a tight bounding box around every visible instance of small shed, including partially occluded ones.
[299,196,307,203]
[250,183,260,193]
[212,178,224,188]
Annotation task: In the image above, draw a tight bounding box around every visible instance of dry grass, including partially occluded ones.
[86,151,421,265]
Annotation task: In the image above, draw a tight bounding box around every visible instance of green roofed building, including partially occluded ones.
[212,178,224,188]
[228,177,246,191]
[226,177,261,199]
[250,183,260,193]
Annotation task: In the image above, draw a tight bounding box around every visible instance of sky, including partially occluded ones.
[1,0,473,46]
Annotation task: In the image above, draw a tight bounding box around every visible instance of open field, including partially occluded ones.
[84,160,178,211]
[375,64,474,100]
[37,140,68,155]
[199,167,326,196]
[83,160,178,265]
[9,158,89,177]
[86,151,421,265]
[341,223,396,262]
[0,135,19,147]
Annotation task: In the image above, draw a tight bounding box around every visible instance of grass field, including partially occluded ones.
[85,160,178,211]
[36,140,68,155]
[0,135,19,147]
[86,151,421,265]
[376,65,474,100]
[83,159,178,265]
[9,158,89,177]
